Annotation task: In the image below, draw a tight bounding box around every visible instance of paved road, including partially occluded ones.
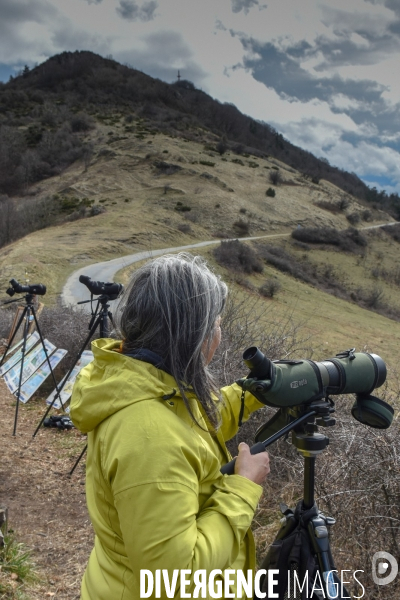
[61,233,288,309]
[62,221,397,310]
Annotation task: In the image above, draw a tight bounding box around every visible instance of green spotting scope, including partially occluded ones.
[220,347,393,476]
[238,346,393,430]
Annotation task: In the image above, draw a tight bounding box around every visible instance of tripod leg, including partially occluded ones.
[69,444,87,476]
[33,310,103,437]
[31,307,65,411]
[99,311,108,338]
[0,307,28,368]
[13,306,31,436]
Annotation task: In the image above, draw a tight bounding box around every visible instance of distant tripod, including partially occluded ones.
[1,290,62,436]
[34,293,114,445]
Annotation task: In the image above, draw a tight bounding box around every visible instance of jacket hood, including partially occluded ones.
[70,338,180,434]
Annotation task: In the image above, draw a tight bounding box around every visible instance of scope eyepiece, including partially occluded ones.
[243,346,272,380]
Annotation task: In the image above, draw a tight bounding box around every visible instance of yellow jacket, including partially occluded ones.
[70,339,265,599]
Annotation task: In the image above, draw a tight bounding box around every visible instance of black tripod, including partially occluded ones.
[0,293,62,436]
[34,293,115,475]
[222,399,350,600]
[34,292,113,432]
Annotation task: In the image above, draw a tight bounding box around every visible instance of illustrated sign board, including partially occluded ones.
[4,339,56,393]
[17,349,67,404]
[0,332,40,376]
[46,350,93,409]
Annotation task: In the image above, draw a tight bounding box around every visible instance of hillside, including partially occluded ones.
[1,50,400,217]
[1,50,400,346]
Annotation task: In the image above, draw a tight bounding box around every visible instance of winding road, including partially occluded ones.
[61,222,396,309]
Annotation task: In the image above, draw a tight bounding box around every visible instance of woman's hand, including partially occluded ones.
[234,442,270,485]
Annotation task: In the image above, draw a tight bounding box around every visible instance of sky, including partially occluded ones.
[1,0,400,194]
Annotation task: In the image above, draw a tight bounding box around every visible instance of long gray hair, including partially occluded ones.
[115,253,228,430]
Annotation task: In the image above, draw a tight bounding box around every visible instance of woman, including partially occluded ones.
[70,253,270,599]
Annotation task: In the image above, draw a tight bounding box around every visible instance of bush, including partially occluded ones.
[291,227,367,253]
[315,200,341,214]
[266,187,275,198]
[259,279,281,298]
[346,212,361,225]
[177,223,192,234]
[231,158,244,166]
[362,209,373,222]
[216,139,227,155]
[233,219,250,236]
[269,169,282,185]
[69,112,94,132]
[199,160,215,167]
[174,204,191,212]
[382,223,400,243]
[213,240,263,274]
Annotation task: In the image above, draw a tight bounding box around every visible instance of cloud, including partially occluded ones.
[116,0,157,22]
[115,30,207,84]
[230,0,259,15]
[272,116,400,192]
[83,0,103,4]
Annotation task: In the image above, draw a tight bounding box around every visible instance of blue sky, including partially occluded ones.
[1,0,400,193]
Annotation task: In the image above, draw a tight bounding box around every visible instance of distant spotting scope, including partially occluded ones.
[239,346,393,430]
[79,275,123,300]
[6,278,46,297]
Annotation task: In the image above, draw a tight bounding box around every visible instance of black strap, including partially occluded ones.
[238,389,245,428]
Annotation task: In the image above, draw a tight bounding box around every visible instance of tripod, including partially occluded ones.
[34,293,114,474]
[222,399,350,600]
[0,293,62,436]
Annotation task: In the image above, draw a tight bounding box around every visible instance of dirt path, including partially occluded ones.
[61,224,395,307]
[0,379,92,599]
[61,234,289,307]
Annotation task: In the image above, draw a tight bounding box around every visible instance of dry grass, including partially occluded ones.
[1,123,393,301]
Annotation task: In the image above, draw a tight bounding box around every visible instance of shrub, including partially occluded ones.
[199,160,215,167]
[216,139,227,155]
[361,209,373,222]
[291,227,367,253]
[338,197,350,211]
[382,223,400,243]
[269,169,282,185]
[266,188,275,198]
[315,200,341,214]
[259,279,281,298]
[153,161,182,175]
[239,207,247,214]
[177,223,192,234]
[346,212,361,225]
[232,158,244,166]
[233,219,250,236]
[69,112,94,132]
[213,240,263,274]
[248,161,259,168]
[174,204,191,212]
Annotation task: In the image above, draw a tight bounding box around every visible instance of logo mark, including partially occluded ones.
[290,379,308,389]
[372,552,398,585]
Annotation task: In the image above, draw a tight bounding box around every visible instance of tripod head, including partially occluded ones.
[3,293,39,307]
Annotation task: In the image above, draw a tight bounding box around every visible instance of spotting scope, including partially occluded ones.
[221,346,393,475]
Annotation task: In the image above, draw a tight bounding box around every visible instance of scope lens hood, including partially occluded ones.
[352,394,394,429]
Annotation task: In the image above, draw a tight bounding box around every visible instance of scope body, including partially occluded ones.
[6,278,46,297]
[79,274,123,299]
[244,346,386,408]
[242,346,393,432]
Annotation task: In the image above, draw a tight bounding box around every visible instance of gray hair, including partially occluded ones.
[115,253,228,430]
